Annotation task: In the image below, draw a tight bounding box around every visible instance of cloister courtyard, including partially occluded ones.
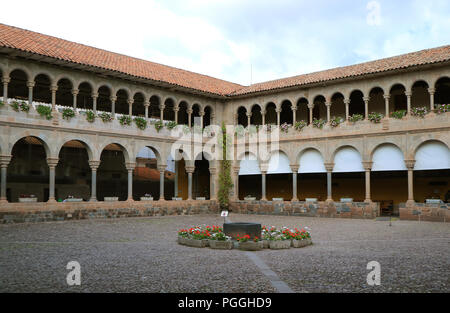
[0,214,448,293]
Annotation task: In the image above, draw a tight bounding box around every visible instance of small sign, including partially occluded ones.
[221,210,229,217]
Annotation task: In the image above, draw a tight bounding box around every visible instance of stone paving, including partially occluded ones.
[0,214,448,293]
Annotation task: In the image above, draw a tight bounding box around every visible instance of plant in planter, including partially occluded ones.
[62,107,75,120]
[134,116,147,130]
[9,100,20,112]
[234,125,245,138]
[237,234,263,251]
[264,123,276,133]
[182,124,191,135]
[268,227,291,249]
[118,115,132,126]
[368,112,384,123]
[391,110,407,119]
[349,114,364,123]
[435,104,449,114]
[19,101,30,113]
[294,120,307,132]
[411,106,428,118]
[312,118,326,129]
[85,110,95,123]
[99,112,113,123]
[154,120,164,132]
[209,231,233,250]
[329,116,344,128]
[165,120,177,130]
[280,122,291,133]
[36,105,52,120]
[0,99,4,107]
[291,228,312,248]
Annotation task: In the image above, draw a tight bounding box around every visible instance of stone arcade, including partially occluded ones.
[0,23,449,223]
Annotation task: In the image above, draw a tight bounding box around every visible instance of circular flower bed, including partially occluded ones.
[177,224,312,250]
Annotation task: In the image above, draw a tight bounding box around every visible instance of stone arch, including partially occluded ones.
[332,145,364,173]
[237,106,247,126]
[411,80,430,109]
[8,69,29,101]
[369,141,405,161]
[55,138,94,161]
[297,147,326,174]
[32,70,55,85]
[413,140,450,171]
[8,66,31,80]
[9,133,52,158]
[98,142,131,163]
[134,144,163,165]
[267,150,292,174]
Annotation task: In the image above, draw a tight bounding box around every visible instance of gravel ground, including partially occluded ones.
[0,214,448,293]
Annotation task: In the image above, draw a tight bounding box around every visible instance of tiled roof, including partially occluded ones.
[1,23,449,97]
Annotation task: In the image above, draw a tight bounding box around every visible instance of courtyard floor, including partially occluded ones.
[0,214,448,293]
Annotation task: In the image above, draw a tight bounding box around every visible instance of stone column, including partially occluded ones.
[308,105,313,124]
[2,76,10,101]
[233,166,240,201]
[276,108,281,126]
[50,85,58,112]
[362,162,373,203]
[186,166,195,200]
[246,112,252,127]
[0,155,11,203]
[173,106,179,124]
[200,110,205,129]
[261,171,267,201]
[27,81,35,105]
[89,160,100,202]
[210,113,215,125]
[72,89,79,110]
[187,108,193,127]
[128,99,134,117]
[344,99,350,121]
[363,96,370,120]
[261,110,266,126]
[292,105,297,123]
[92,92,98,115]
[405,160,416,206]
[428,88,435,112]
[291,165,299,201]
[126,163,135,201]
[110,96,117,118]
[209,167,217,200]
[384,95,390,118]
[405,91,412,116]
[159,104,165,121]
[158,165,166,201]
[324,163,334,202]
[325,102,331,123]
[47,158,59,203]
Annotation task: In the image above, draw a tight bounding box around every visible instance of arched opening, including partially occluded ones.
[164,98,175,121]
[280,100,293,125]
[97,86,111,113]
[434,77,450,106]
[237,106,247,127]
[191,104,201,126]
[413,141,450,203]
[250,105,262,126]
[330,93,345,120]
[77,82,93,110]
[56,78,73,107]
[312,95,326,121]
[34,74,52,104]
[134,147,163,200]
[7,137,49,202]
[133,92,145,117]
[296,98,309,123]
[390,84,407,113]
[297,149,327,201]
[194,153,210,199]
[332,146,364,202]
[55,140,91,201]
[267,151,292,200]
[115,89,129,115]
[178,101,189,125]
[0,68,3,97]
[239,153,262,200]
[265,102,277,125]
[149,95,160,119]
[97,144,128,201]
[349,90,365,116]
[371,143,407,216]
[368,87,385,114]
[204,106,212,127]
[9,69,28,101]
[411,81,430,110]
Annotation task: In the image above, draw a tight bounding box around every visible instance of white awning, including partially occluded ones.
[372,144,407,171]
[298,149,326,173]
[414,141,450,171]
[268,151,292,174]
[333,147,364,173]
[239,153,261,176]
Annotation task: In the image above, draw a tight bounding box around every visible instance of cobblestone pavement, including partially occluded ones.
[0,214,448,293]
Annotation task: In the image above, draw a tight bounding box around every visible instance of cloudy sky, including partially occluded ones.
[2,0,450,85]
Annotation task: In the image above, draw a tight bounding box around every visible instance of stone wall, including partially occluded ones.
[399,203,450,222]
[229,200,380,219]
[0,200,220,224]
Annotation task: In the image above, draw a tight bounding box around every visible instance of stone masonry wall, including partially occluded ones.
[399,203,450,222]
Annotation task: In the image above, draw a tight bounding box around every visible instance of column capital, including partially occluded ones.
[363,96,370,102]
[199,110,205,116]
[71,88,79,96]
[89,160,101,170]
[0,155,12,167]
[290,165,299,173]
[362,161,373,171]
[110,96,117,102]
[404,159,416,170]
[46,157,59,168]
[2,76,10,84]
[344,98,350,105]
[187,108,193,115]
[173,105,179,112]
[185,166,195,174]
[307,104,314,109]
[144,100,150,107]
[324,162,334,172]
[159,104,166,110]
[27,81,35,88]
[125,162,136,171]
[291,105,297,111]
[232,166,240,174]
[127,99,134,106]
[428,87,436,94]
[157,165,167,173]
[383,94,391,100]
[50,85,58,92]
[246,112,252,118]
[275,108,282,113]
[405,91,412,97]
[91,92,98,99]
[209,167,218,175]
[261,110,266,116]
[325,102,331,107]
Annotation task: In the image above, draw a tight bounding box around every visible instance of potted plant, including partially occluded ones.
[435,104,449,114]
[294,120,307,132]
[329,116,344,128]
[244,195,256,201]
[154,120,164,132]
[291,228,312,248]
[411,106,428,118]
[184,227,210,248]
[62,107,76,120]
[237,234,263,251]
[165,121,177,130]
[85,110,95,123]
[261,226,273,249]
[36,105,53,120]
[134,116,147,130]
[280,122,291,133]
[368,112,384,123]
[99,112,113,123]
[140,193,153,201]
[268,228,291,249]
[209,232,233,250]
[348,114,364,123]
[391,110,407,119]
[312,118,326,129]
[118,115,132,126]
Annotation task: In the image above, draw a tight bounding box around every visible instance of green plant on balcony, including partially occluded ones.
[368,112,384,123]
[294,120,307,131]
[9,100,20,112]
[391,110,407,119]
[247,125,259,135]
[62,108,75,120]
[85,110,95,123]
[329,116,344,128]
[349,114,364,123]
[19,101,30,113]
[165,121,177,130]
[312,118,326,129]
[134,116,147,130]
[182,124,191,134]
[36,105,52,120]
[99,112,113,122]
[435,104,449,114]
[154,120,164,132]
[280,122,291,133]
[0,99,4,107]
[118,115,132,126]
[264,123,276,133]
[411,106,428,118]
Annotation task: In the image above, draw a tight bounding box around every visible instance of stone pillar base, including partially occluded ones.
[406,200,415,207]
[364,199,372,203]
[89,198,97,202]
[291,198,299,202]
[47,198,57,203]
[325,198,334,204]
[0,198,8,204]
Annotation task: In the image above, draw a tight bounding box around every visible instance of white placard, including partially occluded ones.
[221,210,229,217]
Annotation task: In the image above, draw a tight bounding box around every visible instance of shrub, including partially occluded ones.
[368,112,384,123]
[349,114,364,123]
[9,100,19,112]
[154,120,164,132]
[134,116,147,130]
[435,104,449,114]
[294,120,307,131]
[19,101,30,113]
[118,115,132,126]
[391,110,407,119]
[312,118,326,129]
[36,105,52,120]
[99,112,113,123]
[85,110,95,123]
[411,106,428,118]
[329,116,344,128]
[165,121,177,130]
[0,99,4,107]
[218,122,233,210]
[280,123,291,133]
[62,108,75,120]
